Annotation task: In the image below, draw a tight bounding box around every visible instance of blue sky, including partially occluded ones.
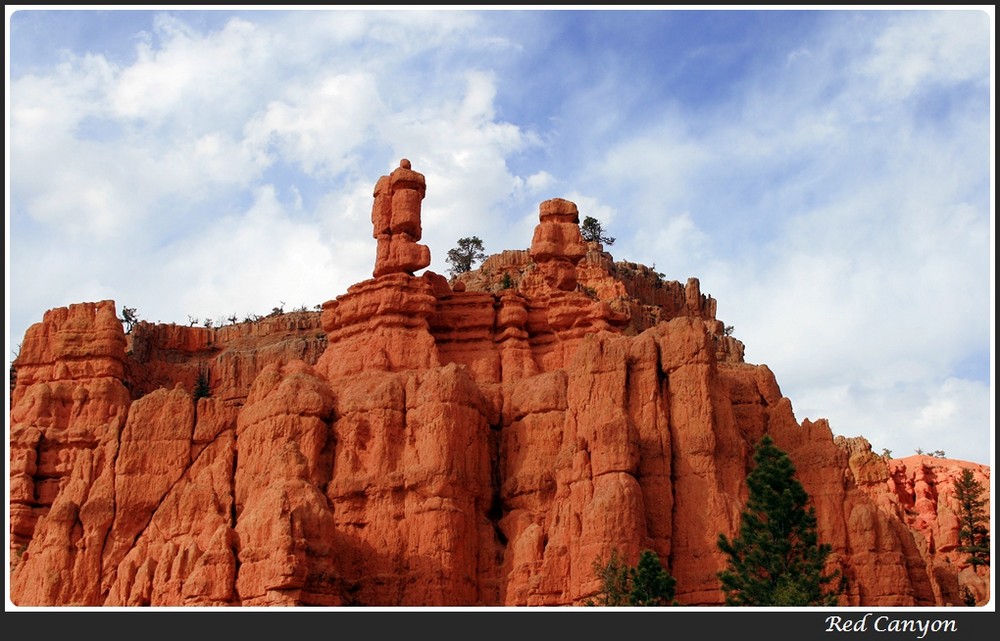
[5,7,994,465]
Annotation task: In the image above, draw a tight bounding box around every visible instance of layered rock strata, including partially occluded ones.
[9,161,989,607]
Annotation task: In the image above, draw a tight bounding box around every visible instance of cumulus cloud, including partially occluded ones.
[244,72,386,177]
[153,185,361,320]
[8,9,991,466]
[111,16,271,122]
[523,170,555,194]
[8,9,545,339]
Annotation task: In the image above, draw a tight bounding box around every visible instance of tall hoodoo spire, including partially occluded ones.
[371,158,431,277]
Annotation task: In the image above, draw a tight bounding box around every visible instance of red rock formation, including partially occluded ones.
[456,243,720,339]
[234,361,338,606]
[850,451,992,606]
[9,301,131,604]
[528,198,589,292]
[8,161,990,607]
[372,158,431,278]
[103,391,237,606]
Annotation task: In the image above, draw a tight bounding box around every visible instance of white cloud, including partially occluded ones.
[8,9,991,467]
[153,185,365,323]
[575,10,991,464]
[374,70,544,269]
[296,9,480,54]
[244,72,386,177]
[790,376,991,464]
[9,9,548,346]
[561,192,617,227]
[786,48,811,66]
[859,10,991,102]
[523,170,554,194]
[112,16,272,123]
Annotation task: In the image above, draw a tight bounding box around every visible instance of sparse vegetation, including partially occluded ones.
[447,236,487,277]
[881,448,892,459]
[724,325,735,337]
[193,367,211,400]
[182,301,322,328]
[717,435,842,606]
[499,272,513,290]
[119,306,140,333]
[580,216,615,246]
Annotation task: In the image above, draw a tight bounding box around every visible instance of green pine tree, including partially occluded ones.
[629,549,677,606]
[954,468,990,569]
[588,548,631,606]
[580,216,615,246]
[717,435,842,606]
[587,548,677,606]
[446,236,487,278]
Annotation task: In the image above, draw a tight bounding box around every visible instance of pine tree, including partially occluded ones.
[717,435,841,606]
[446,236,487,278]
[580,216,615,246]
[629,549,677,606]
[588,548,677,606]
[954,468,989,569]
[119,306,140,334]
[589,548,631,606]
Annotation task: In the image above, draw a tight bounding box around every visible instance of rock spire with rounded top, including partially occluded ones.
[371,158,431,277]
[529,198,589,291]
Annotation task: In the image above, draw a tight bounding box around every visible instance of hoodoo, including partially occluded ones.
[9,160,990,607]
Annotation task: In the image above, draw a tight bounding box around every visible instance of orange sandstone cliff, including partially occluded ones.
[8,160,990,607]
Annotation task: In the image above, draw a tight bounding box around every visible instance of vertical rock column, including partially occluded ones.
[317,159,441,379]
[522,198,627,371]
[528,198,588,293]
[9,301,131,605]
[234,361,339,606]
[327,364,497,605]
[318,160,498,604]
[372,158,431,278]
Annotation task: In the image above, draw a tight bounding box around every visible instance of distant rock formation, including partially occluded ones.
[9,160,990,607]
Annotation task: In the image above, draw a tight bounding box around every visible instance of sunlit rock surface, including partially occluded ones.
[9,162,989,607]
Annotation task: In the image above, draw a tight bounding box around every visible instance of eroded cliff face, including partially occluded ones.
[8,160,990,607]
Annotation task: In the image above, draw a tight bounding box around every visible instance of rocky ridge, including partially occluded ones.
[8,160,990,607]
